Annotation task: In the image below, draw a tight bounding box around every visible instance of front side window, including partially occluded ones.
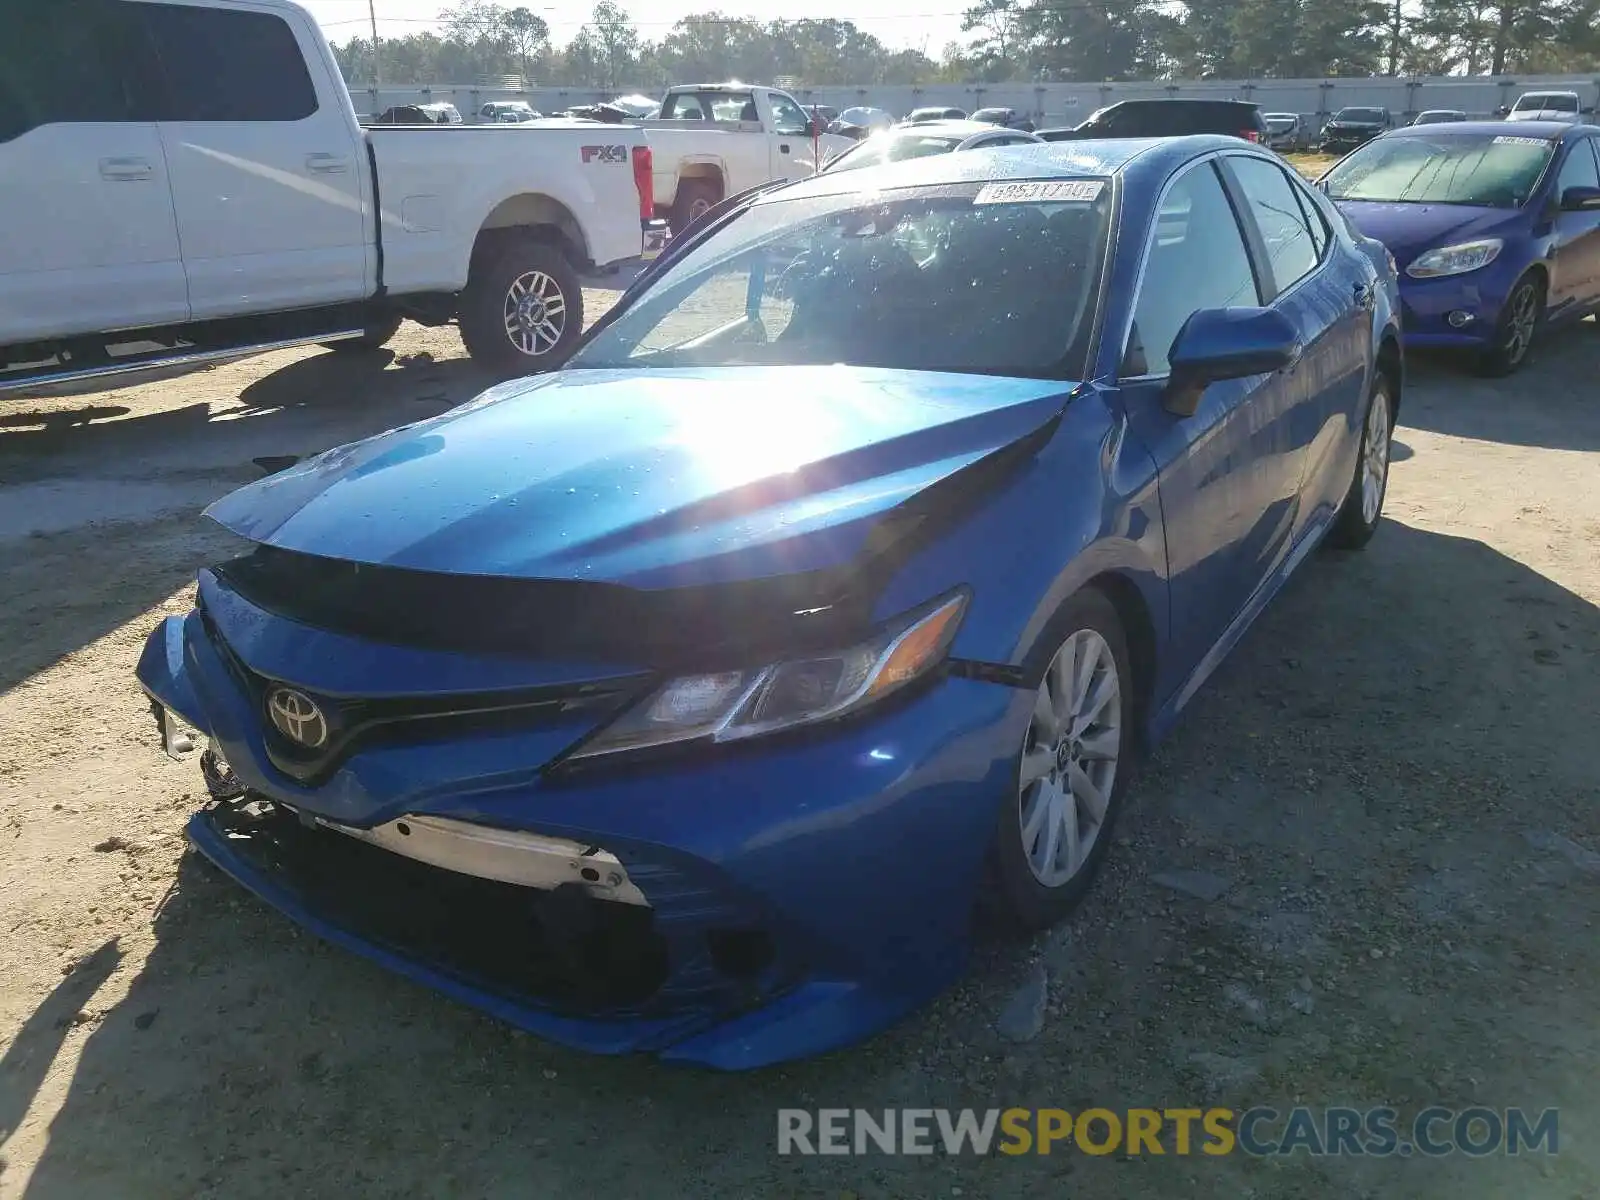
[0,0,153,142]
[1124,162,1261,377]
[571,181,1114,379]
[768,94,810,137]
[1228,156,1322,294]
[1322,133,1555,208]
[1556,140,1600,193]
[139,3,317,122]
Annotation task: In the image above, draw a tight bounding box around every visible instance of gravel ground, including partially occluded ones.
[1,293,1598,1200]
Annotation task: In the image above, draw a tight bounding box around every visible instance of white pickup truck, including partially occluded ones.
[645,84,854,230]
[0,0,668,392]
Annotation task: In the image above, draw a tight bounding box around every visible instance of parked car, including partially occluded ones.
[970,107,1036,132]
[1320,120,1600,375]
[903,106,968,123]
[832,106,896,139]
[479,100,540,123]
[1410,109,1468,126]
[1506,91,1584,124]
[1262,112,1305,150]
[0,0,667,393]
[139,134,1401,1070]
[1038,98,1269,143]
[645,84,852,232]
[1318,107,1392,153]
[819,120,1043,173]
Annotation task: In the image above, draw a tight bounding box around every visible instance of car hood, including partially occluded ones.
[206,365,1076,589]
[1334,200,1521,268]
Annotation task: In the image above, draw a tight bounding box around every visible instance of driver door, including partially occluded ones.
[1114,158,1302,685]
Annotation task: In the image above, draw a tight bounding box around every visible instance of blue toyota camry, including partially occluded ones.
[1320,120,1600,375]
[137,136,1402,1069]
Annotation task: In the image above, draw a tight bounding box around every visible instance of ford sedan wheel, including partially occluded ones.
[1477,275,1543,377]
[990,589,1133,931]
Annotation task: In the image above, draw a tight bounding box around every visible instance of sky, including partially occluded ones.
[300,0,972,56]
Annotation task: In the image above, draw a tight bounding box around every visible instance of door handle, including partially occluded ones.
[305,153,349,174]
[99,157,153,181]
[779,143,791,154]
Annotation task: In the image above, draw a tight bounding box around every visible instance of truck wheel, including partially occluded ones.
[671,180,720,235]
[459,234,584,376]
[323,311,403,353]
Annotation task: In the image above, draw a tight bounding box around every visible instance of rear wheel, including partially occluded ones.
[458,234,584,377]
[671,180,720,235]
[989,589,1133,932]
[1476,273,1543,377]
[1328,374,1394,550]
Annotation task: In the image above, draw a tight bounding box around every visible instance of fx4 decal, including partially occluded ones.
[582,144,629,164]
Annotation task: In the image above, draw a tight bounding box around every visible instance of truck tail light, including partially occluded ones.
[631,145,654,221]
[1241,129,1261,142]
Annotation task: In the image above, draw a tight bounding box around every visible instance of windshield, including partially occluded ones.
[569,181,1113,378]
[1322,132,1554,207]
[1336,108,1387,123]
[1513,94,1578,113]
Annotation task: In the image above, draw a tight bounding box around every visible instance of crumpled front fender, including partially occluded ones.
[135,614,206,730]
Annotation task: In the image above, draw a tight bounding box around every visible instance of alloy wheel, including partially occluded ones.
[503,270,568,357]
[1018,629,1123,888]
[1360,384,1392,526]
[1502,282,1539,366]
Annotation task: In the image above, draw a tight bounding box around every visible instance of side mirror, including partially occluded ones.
[1561,185,1600,211]
[1163,307,1303,417]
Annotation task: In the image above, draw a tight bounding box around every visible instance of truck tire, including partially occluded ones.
[459,234,584,376]
[671,180,721,235]
[322,311,403,353]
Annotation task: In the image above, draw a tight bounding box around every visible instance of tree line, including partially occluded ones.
[330,0,1600,91]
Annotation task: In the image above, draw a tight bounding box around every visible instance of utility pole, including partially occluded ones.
[1389,0,1402,75]
[368,0,383,91]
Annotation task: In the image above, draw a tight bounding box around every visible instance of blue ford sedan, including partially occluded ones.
[137,137,1402,1069]
[1321,120,1600,374]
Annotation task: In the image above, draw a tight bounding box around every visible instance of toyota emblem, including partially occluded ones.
[266,687,329,749]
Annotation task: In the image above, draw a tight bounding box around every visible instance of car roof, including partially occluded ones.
[764,134,1255,204]
[884,119,1017,137]
[1110,97,1258,108]
[1386,119,1590,139]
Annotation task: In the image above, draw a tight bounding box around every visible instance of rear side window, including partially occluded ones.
[1227,156,1323,294]
[139,3,318,122]
[0,0,157,141]
[1125,162,1262,377]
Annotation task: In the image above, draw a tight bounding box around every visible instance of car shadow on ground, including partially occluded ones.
[12,521,1600,1199]
[1400,318,1600,451]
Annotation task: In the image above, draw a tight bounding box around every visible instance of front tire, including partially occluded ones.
[459,234,584,377]
[1476,273,1543,377]
[1328,374,1394,550]
[989,589,1134,932]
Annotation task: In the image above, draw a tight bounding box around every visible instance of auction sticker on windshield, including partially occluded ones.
[1493,136,1551,147]
[975,180,1104,205]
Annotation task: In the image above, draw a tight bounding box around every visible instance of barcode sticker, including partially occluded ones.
[1493,135,1550,147]
[974,179,1105,205]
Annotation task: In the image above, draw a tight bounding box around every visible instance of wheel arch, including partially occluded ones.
[1376,330,1403,420]
[473,193,590,271]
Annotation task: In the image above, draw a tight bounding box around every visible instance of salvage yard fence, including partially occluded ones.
[350,73,1600,129]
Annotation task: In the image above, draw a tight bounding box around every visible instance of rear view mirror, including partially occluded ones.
[1561,185,1600,211]
[1164,307,1303,417]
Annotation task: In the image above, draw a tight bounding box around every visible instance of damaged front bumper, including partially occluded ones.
[137,601,1029,1069]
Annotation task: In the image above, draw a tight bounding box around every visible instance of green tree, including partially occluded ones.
[502,7,551,81]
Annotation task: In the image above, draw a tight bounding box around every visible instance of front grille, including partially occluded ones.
[206,799,789,1019]
[197,607,633,783]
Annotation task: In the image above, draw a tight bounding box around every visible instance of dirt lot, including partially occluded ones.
[1,293,1598,1200]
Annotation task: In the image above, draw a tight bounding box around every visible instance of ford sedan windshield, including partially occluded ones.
[1323,133,1554,207]
[569,181,1113,378]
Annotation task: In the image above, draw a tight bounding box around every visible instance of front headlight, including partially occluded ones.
[566,592,969,761]
[1406,238,1503,278]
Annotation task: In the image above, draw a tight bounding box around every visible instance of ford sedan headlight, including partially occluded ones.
[567,593,968,760]
[1406,239,1503,278]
